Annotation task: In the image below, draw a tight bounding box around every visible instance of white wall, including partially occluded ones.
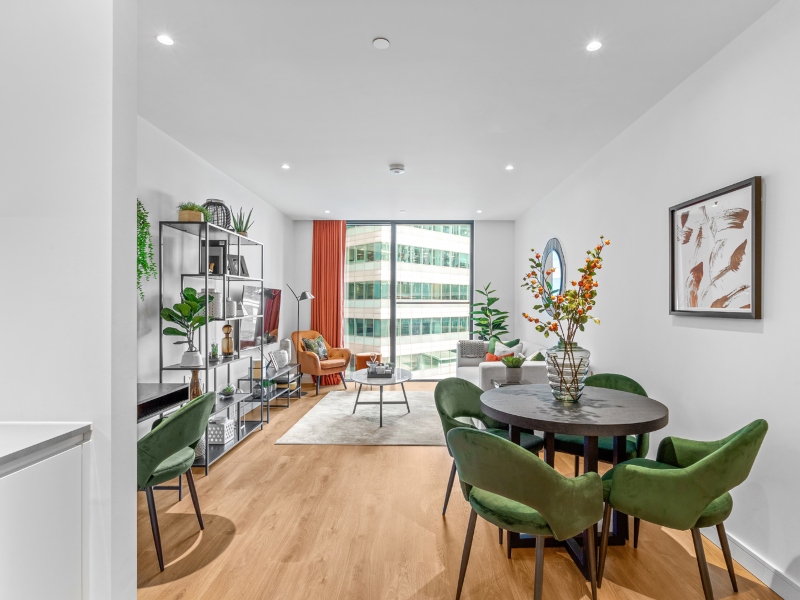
[514,1,800,595]
[137,117,294,394]
[473,221,516,339]
[0,0,138,597]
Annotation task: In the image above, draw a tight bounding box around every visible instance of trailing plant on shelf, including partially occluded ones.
[177,202,212,223]
[470,282,510,341]
[521,235,611,401]
[136,199,158,300]
[232,207,255,236]
[161,287,214,365]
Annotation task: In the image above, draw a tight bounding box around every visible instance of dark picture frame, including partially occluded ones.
[205,240,227,276]
[239,255,249,277]
[669,176,762,319]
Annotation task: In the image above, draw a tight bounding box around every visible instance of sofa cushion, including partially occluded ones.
[320,358,346,369]
[302,336,329,360]
[494,340,522,356]
[488,337,520,354]
[456,366,480,387]
[485,352,513,362]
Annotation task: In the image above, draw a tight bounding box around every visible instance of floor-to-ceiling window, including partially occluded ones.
[344,222,473,379]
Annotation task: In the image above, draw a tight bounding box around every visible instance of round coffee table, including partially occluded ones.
[351,368,413,427]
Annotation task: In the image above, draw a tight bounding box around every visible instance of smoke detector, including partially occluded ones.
[389,164,405,175]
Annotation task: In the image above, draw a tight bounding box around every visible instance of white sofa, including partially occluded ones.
[455,340,549,391]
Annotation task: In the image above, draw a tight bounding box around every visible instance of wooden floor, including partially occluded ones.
[138,382,778,600]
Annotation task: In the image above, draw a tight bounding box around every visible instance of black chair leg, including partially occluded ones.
[597,502,612,587]
[716,522,738,592]
[586,526,598,600]
[185,468,204,530]
[533,535,546,600]
[316,377,320,396]
[456,510,477,600]
[574,455,580,477]
[691,528,715,600]
[442,460,456,515]
[506,529,512,559]
[340,372,347,389]
[634,517,640,548]
[498,527,503,545]
[145,487,165,571]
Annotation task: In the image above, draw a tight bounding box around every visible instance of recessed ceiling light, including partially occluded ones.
[324,210,330,214]
[586,41,602,52]
[399,210,406,214]
[505,165,514,170]
[156,34,174,46]
[281,164,290,169]
[373,38,390,50]
[476,210,483,214]
[389,163,405,175]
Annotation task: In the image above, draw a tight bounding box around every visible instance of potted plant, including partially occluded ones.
[209,342,220,363]
[501,355,526,383]
[137,199,158,300]
[470,282,509,341]
[177,202,212,223]
[522,236,610,402]
[218,383,236,399]
[161,287,214,367]
[232,207,254,236]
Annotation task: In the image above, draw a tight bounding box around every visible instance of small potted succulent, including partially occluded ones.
[501,355,526,384]
[218,383,236,399]
[232,207,254,236]
[209,342,220,363]
[178,202,212,223]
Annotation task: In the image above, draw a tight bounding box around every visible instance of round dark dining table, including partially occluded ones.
[480,383,669,579]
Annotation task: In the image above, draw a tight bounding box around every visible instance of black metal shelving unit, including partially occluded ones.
[238,362,303,414]
[158,221,265,475]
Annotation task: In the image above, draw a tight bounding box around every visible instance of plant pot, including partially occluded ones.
[179,210,204,222]
[546,340,590,402]
[237,231,248,237]
[181,350,204,368]
[506,367,522,384]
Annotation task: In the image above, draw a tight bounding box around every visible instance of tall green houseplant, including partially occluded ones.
[137,199,158,300]
[470,282,510,341]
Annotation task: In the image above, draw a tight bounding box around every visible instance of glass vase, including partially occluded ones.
[546,340,590,402]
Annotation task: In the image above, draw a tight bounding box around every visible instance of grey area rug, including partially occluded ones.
[275,390,446,446]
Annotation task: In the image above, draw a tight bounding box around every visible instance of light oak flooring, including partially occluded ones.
[138,382,779,600]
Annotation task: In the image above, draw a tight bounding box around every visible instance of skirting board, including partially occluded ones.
[703,528,800,599]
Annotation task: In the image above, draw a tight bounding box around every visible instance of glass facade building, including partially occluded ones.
[344,223,472,379]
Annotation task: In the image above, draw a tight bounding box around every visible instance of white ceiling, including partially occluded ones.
[138,0,777,221]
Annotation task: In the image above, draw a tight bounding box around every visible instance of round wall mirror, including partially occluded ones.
[541,238,565,315]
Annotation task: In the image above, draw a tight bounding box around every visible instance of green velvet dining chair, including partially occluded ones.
[137,391,216,571]
[448,427,603,600]
[554,373,649,546]
[434,377,544,516]
[598,419,768,600]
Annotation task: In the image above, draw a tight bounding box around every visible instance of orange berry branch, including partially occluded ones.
[521,236,610,344]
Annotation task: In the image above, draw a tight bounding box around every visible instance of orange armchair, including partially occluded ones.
[291,330,351,395]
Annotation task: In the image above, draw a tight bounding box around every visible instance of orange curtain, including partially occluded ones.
[311,220,347,385]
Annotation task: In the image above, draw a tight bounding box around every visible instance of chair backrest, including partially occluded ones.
[434,378,505,438]
[137,392,216,490]
[686,419,768,501]
[586,373,650,457]
[448,427,603,540]
[292,329,333,354]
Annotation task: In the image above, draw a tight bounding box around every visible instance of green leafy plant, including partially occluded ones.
[232,207,255,234]
[177,202,212,222]
[470,282,509,341]
[501,356,526,368]
[161,287,214,353]
[210,343,219,358]
[137,199,158,300]
[220,383,235,396]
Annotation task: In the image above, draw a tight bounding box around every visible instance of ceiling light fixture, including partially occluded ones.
[281,164,290,169]
[373,38,390,50]
[324,210,330,214]
[476,210,483,214]
[505,165,514,170]
[399,210,406,214]
[586,41,602,52]
[389,164,405,175]
[157,34,174,46]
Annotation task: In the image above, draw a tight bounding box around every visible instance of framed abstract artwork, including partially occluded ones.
[669,176,762,319]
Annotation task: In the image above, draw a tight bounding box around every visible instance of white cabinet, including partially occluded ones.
[0,424,90,600]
